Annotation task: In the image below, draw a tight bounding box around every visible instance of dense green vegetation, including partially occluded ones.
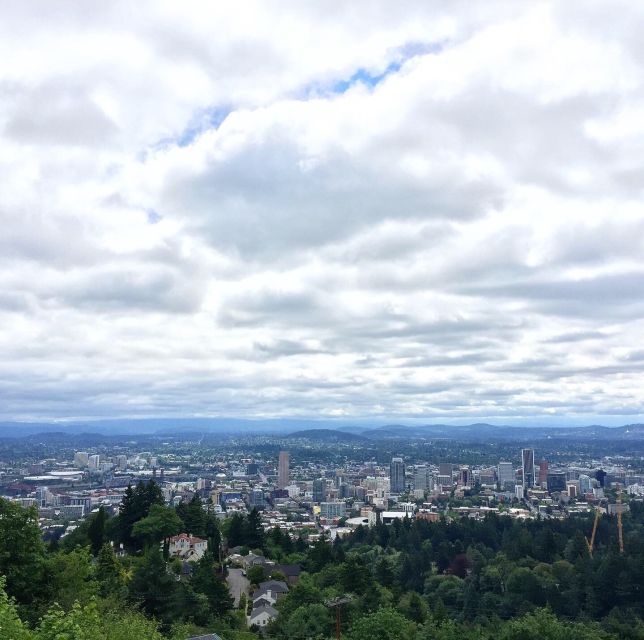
[0,483,247,639]
[1,480,643,639]
[266,502,644,639]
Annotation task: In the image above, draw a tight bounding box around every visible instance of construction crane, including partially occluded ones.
[616,483,625,554]
[585,507,602,557]
[585,485,626,557]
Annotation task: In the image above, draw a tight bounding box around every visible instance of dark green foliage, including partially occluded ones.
[191,551,233,618]
[246,564,266,586]
[345,607,417,640]
[177,494,207,537]
[87,505,108,556]
[128,546,177,624]
[116,481,164,551]
[132,504,182,548]
[244,507,265,549]
[0,498,46,609]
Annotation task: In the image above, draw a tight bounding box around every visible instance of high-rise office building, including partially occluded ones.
[479,467,497,486]
[312,478,326,503]
[439,463,454,478]
[538,459,549,486]
[521,449,535,491]
[497,462,515,488]
[249,489,265,507]
[390,457,406,493]
[579,474,592,494]
[458,466,472,487]
[414,466,432,491]
[546,472,566,492]
[278,451,289,489]
[74,451,89,467]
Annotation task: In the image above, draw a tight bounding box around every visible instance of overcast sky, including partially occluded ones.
[2,1,644,425]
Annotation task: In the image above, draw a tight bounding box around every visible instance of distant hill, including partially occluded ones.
[284,429,369,442]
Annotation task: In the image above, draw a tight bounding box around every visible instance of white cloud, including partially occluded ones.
[2,1,644,423]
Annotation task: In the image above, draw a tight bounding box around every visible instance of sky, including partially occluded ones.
[2,1,644,425]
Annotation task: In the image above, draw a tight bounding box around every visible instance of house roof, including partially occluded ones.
[187,635,222,640]
[250,604,278,621]
[257,579,288,593]
[170,533,207,544]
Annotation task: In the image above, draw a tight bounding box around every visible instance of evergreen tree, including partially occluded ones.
[244,507,265,549]
[96,543,123,598]
[191,551,233,618]
[128,547,177,624]
[87,505,107,556]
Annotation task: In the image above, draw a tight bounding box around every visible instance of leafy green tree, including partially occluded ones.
[45,546,98,611]
[283,603,333,640]
[499,608,611,640]
[346,607,417,640]
[399,591,429,624]
[132,504,182,549]
[35,599,166,640]
[246,564,266,586]
[0,499,46,609]
[0,577,32,640]
[306,538,334,572]
[341,554,371,595]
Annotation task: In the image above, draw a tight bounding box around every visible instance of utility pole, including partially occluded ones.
[325,595,352,640]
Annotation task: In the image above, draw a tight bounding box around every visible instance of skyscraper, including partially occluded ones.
[278,451,289,489]
[497,462,515,489]
[521,449,535,491]
[538,459,549,486]
[312,478,326,503]
[414,466,431,491]
[390,457,406,493]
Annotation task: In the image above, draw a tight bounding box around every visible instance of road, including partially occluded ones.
[226,568,250,608]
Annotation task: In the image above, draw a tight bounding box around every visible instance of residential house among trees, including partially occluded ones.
[168,533,208,562]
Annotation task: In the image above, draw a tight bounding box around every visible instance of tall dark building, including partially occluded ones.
[595,469,607,487]
[521,449,535,491]
[546,472,566,492]
[390,457,406,493]
[312,478,326,503]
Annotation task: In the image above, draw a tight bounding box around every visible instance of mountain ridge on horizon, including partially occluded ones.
[0,418,643,439]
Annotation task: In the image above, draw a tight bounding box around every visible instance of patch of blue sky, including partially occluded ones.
[146,105,232,156]
[146,209,162,224]
[175,106,231,147]
[331,61,401,93]
[301,40,445,99]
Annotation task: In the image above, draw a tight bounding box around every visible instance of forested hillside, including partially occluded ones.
[0,482,643,639]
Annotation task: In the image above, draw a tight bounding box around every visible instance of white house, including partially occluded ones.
[168,533,208,562]
[249,604,278,627]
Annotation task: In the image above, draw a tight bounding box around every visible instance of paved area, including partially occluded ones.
[226,567,250,608]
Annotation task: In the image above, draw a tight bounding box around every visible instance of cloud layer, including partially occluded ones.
[2,1,644,423]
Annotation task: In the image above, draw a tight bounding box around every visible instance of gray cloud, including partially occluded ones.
[2,2,644,423]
